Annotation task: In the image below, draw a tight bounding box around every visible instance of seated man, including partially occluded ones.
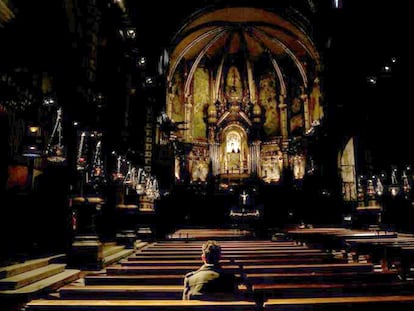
[183,240,239,300]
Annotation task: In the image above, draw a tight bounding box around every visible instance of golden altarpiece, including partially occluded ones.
[163,7,324,188]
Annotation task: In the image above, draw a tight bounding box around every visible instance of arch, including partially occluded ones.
[220,124,249,175]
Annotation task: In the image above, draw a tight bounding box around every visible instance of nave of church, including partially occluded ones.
[3,227,414,311]
[1,0,414,309]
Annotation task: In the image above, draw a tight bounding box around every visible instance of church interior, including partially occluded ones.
[1,0,414,310]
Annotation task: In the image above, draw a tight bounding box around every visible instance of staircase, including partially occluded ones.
[0,254,80,311]
[69,237,137,270]
[102,243,136,267]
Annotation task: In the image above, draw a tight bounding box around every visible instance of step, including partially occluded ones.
[103,245,126,258]
[105,265,240,275]
[0,264,66,290]
[0,254,65,279]
[84,274,186,285]
[0,269,81,299]
[74,235,101,242]
[58,285,183,300]
[104,249,135,266]
[25,299,257,311]
[135,241,148,249]
[58,284,249,300]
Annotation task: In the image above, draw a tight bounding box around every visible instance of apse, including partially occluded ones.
[164,7,324,188]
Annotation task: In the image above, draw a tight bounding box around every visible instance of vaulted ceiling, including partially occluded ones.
[168,7,321,88]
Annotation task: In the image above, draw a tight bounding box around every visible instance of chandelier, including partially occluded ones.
[45,107,66,163]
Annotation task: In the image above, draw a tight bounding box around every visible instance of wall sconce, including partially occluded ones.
[145,76,154,86]
[137,56,146,68]
[22,144,42,158]
[126,28,136,39]
[119,27,136,40]
[27,126,41,137]
[389,185,400,197]
[22,125,43,158]
[367,76,377,85]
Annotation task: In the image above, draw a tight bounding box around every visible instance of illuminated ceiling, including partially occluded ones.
[168,7,321,87]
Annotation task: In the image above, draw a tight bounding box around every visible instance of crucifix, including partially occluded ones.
[240,191,249,205]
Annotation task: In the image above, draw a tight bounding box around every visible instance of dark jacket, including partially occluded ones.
[182,264,237,300]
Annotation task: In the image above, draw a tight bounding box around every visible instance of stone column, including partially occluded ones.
[279,95,288,139]
[281,139,290,169]
[301,88,310,132]
[250,141,261,175]
[211,143,220,176]
[184,95,192,142]
[70,196,105,270]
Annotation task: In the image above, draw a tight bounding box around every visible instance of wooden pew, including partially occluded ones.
[150,241,298,247]
[263,295,414,311]
[106,262,370,276]
[245,270,400,284]
[84,274,186,285]
[138,240,309,249]
[121,259,233,266]
[122,256,343,267]
[286,228,393,250]
[129,251,334,261]
[137,248,311,255]
[344,236,414,271]
[233,256,345,264]
[144,241,304,247]
[84,273,244,285]
[25,299,258,311]
[58,284,250,300]
[386,245,414,279]
[140,246,308,252]
[336,231,398,239]
[247,280,414,299]
[285,227,350,250]
[239,263,373,274]
[130,248,326,259]
[337,232,414,271]
[59,284,184,299]
[105,265,241,275]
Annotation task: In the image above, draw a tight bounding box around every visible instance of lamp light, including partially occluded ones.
[22,144,42,158]
[22,125,43,158]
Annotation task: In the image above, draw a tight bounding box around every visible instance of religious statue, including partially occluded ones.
[240,190,249,206]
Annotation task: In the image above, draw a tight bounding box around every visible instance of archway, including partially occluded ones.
[220,124,249,176]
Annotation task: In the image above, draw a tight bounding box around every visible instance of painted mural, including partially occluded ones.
[188,145,209,182]
[169,69,185,126]
[259,73,279,137]
[289,96,304,135]
[192,68,209,139]
[309,78,324,125]
[260,144,283,183]
[225,66,243,102]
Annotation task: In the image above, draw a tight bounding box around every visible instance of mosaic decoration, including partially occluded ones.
[259,73,280,137]
[192,68,210,139]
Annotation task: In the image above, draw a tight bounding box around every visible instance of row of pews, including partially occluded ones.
[286,227,414,278]
[24,228,414,310]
